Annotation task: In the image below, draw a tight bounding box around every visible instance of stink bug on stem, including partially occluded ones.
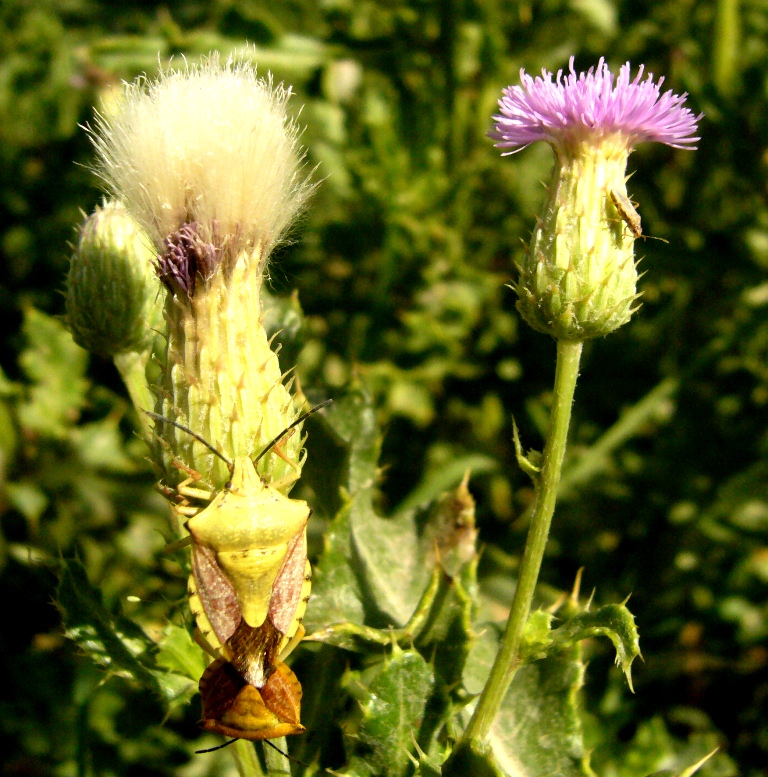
[149,401,329,687]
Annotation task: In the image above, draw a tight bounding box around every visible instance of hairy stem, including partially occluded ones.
[113,349,154,442]
[232,740,265,777]
[463,338,583,744]
[263,738,291,776]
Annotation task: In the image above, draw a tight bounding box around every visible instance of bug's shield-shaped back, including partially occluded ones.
[187,457,310,630]
[190,525,311,686]
[199,658,305,741]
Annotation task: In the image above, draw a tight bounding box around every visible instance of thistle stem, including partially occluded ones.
[232,740,265,777]
[113,349,154,442]
[263,738,291,776]
[463,338,583,744]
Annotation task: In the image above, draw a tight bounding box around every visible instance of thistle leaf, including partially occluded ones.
[462,629,594,777]
[345,647,435,777]
[56,558,197,706]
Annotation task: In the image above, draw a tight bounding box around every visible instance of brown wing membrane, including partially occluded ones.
[228,618,284,688]
[191,543,242,645]
[269,529,309,635]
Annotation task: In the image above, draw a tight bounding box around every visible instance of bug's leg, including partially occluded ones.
[174,504,201,517]
[163,535,193,553]
[269,435,298,467]
[194,629,225,660]
[172,463,216,502]
[267,445,305,491]
[177,481,215,502]
[154,482,178,501]
[277,624,305,662]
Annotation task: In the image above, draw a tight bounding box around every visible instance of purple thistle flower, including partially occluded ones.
[156,223,220,299]
[490,57,701,154]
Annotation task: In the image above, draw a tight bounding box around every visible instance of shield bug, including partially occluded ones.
[150,402,328,686]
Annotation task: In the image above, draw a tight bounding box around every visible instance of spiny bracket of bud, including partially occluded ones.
[513,144,642,340]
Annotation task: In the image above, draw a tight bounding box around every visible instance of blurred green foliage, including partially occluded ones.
[0,0,766,775]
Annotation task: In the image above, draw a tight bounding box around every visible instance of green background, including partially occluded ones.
[0,1,764,775]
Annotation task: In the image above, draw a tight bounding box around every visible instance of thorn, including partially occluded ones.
[570,567,584,604]
[546,592,568,614]
[679,749,718,777]
[625,668,635,694]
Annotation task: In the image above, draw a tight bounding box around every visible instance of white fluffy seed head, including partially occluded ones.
[89,52,313,259]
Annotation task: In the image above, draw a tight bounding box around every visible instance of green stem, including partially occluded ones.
[113,349,154,441]
[263,738,291,776]
[713,0,740,98]
[463,338,583,744]
[232,740,265,777]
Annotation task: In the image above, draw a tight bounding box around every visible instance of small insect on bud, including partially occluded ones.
[66,201,162,358]
[490,58,701,340]
[609,190,669,243]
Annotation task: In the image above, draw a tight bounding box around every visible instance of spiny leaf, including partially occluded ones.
[351,497,430,626]
[306,565,441,650]
[414,561,477,688]
[57,558,197,706]
[154,623,207,682]
[346,647,435,777]
[463,629,594,777]
[56,558,159,689]
[321,388,381,496]
[303,499,366,633]
[521,603,641,689]
[307,388,435,629]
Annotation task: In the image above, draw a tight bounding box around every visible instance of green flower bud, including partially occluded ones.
[66,201,162,357]
[514,141,640,341]
[155,233,304,492]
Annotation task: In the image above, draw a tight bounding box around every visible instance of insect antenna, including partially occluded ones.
[253,399,332,464]
[144,411,234,473]
[264,739,310,767]
[195,738,238,754]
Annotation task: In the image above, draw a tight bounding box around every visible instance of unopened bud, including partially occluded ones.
[66,201,161,357]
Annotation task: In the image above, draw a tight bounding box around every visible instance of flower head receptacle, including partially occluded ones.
[89,53,315,490]
[491,58,701,340]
